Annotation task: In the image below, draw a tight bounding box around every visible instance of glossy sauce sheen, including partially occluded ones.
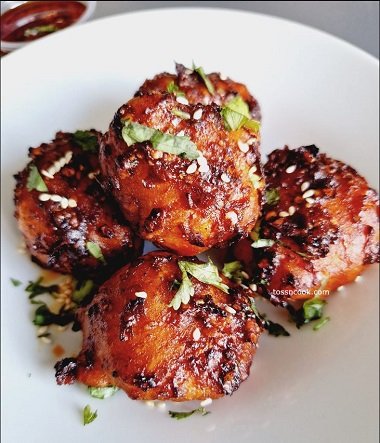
[14,131,142,278]
[1,1,85,42]
[55,251,263,401]
[100,93,263,256]
[233,145,379,305]
[137,63,261,121]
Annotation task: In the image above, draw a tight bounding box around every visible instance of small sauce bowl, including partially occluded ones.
[1,1,97,53]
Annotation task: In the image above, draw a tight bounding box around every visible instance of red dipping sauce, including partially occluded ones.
[1,1,87,43]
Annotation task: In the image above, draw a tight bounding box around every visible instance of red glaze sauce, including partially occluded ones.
[1,1,86,42]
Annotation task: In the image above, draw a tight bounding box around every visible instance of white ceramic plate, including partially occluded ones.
[1,8,379,443]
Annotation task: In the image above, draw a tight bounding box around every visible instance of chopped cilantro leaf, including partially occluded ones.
[83,405,98,425]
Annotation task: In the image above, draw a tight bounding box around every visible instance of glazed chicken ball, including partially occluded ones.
[137,63,261,121]
[55,251,263,401]
[14,131,143,277]
[100,93,263,256]
[233,145,379,307]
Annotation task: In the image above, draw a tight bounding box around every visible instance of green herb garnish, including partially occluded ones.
[122,121,200,161]
[265,188,280,206]
[169,259,228,310]
[167,81,185,97]
[220,96,260,133]
[249,297,290,336]
[288,296,328,328]
[169,407,210,420]
[86,242,106,264]
[251,239,275,248]
[10,278,22,287]
[24,24,58,38]
[313,316,330,331]
[303,297,326,322]
[172,109,191,120]
[192,63,215,95]
[27,165,48,192]
[181,259,229,293]
[83,405,98,425]
[88,386,119,399]
[72,130,99,152]
[33,303,75,326]
[168,263,194,310]
[222,261,243,279]
[266,320,291,337]
[26,277,58,299]
[72,280,94,304]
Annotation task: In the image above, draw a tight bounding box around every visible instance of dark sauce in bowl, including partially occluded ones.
[1,1,86,42]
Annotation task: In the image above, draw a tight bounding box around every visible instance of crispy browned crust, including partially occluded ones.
[14,131,143,277]
[233,145,379,305]
[55,251,263,401]
[100,93,263,256]
[136,63,261,121]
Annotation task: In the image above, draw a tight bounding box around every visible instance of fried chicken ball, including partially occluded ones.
[55,251,263,401]
[100,93,263,256]
[137,63,261,121]
[14,131,143,277]
[233,145,379,306]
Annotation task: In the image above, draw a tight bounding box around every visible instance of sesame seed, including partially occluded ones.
[177,130,185,137]
[302,189,315,199]
[355,275,363,282]
[40,336,52,344]
[135,291,147,299]
[38,193,51,201]
[186,162,197,174]
[50,194,62,202]
[241,271,249,279]
[306,198,315,204]
[249,283,257,292]
[337,285,344,292]
[200,398,213,407]
[68,199,77,208]
[288,206,296,215]
[226,211,238,224]
[41,170,54,179]
[193,109,203,120]
[47,166,56,176]
[60,198,69,209]
[238,140,249,153]
[301,181,310,192]
[37,326,48,335]
[176,96,189,105]
[225,306,236,315]
[240,283,249,289]
[198,163,210,173]
[286,164,297,174]
[193,328,201,341]
[249,165,257,173]
[221,173,231,183]
[197,155,208,166]
[220,74,227,80]
[279,211,290,217]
